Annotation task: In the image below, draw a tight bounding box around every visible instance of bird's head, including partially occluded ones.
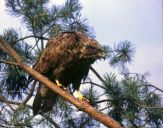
[79,38,106,61]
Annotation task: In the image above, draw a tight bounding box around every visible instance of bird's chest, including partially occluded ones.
[59,60,91,84]
[67,60,90,76]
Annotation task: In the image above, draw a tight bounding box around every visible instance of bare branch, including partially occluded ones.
[145,84,163,93]
[15,35,48,43]
[90,66,105,83]
[0,95,15,111]
[22,81,36,105]
[0,59,19,66]
[82,81,106,90]
[40,112,60,128]
[0,94,32,109]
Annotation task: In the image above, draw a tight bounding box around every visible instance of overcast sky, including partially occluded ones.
[0,0,163,90]
[80,0,163,90]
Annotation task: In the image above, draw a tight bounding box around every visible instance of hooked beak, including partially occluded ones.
[97,52,106,60]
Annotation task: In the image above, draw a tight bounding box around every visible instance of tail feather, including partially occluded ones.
[33,86,42,115]
[41,89,58,113]
[33,84,58,115]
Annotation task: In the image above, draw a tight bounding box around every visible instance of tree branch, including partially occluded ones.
[82,81,106,90]
[0,59,19,66]
[22,81,36,105]
[0,95,15,111]
[145,84,163,93]
[0,37,22,63]
[0,94,32,109]
[0,37,122,128]
[90,66,105,83]
[40,112,60,128]
[15,35,48,43]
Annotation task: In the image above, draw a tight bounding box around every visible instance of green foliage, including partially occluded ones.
[5,0,50,34]
[0,29,34,98]
[0,0,162,127]
[58,0,93,36]
[1,65,27,98]
[102,73,163,127]
[5,0,93,37]
[12,107,32,127]
[103,73,125,124]
[108,40,135,70]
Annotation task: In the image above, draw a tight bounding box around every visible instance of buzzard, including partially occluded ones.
[33,31,105,115]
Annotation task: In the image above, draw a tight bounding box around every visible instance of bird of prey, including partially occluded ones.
[32,31,105,115]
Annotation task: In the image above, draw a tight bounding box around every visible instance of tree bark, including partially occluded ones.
[0,37,122,128]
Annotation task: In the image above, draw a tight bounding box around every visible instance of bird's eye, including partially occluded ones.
[87,45,95,50]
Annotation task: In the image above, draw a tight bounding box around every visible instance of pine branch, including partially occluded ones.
[15,35,48,43]
[0,36,122,128]
[90,66,105,83]
[145,84,163,93]
[22,81,36,105]
[0,95,15,111]
[82,81,106,90]
[0,94,32,109]
[40,112,60,128]
[0,59,19,66]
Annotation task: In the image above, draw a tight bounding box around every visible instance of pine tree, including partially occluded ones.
[0,0,162,127]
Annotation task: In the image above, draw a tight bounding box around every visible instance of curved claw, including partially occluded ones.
[55,79,62,87]
[77,91,87,101]
[55,79,66,89]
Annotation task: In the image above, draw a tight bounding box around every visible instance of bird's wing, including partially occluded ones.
[33,32,78,74]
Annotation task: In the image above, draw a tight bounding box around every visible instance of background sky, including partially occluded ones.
[0,1,162,127]
[80,0,163,90]
[0,0,163,90]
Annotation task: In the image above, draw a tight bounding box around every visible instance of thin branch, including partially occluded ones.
[0,36,122,128]
[95,99,112,104]
[90,66,105,83]
[0,95,15,111]
[134,101,163,109]
[100,106,109,112]
[145,84,163,93]
[40,112,60,128]
[0,94,32,109]
[15,35,48,43]
[22,80,36,105]
[0,59,19,66]
[16,81,36,110]
[82,81,106,90]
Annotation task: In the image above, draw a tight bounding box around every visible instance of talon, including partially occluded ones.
[77,91,86,100]
[55,79,66,90]
[55,79,62,87]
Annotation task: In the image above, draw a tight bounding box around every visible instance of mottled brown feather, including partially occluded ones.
[32,32,105,115]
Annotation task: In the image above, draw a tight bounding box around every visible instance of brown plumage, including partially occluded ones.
[32,31,105,115]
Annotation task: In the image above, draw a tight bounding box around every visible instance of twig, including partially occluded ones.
[0,59,19,66]
[90,66,105,83]
[0,95,15,111]
[15,35,48,43]
[40,112,60,128]
[145,84,163,93]
[22,81,36,105]
[0,94,32,109]
[82,81,106,90]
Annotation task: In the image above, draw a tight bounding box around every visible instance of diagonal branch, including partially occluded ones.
[0,37,122,128]
[0,37,22,63]
[90,66,105,83]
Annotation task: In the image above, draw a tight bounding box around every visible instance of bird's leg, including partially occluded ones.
[55,79,62,87]
[55,79,66,89]
[76,91,89,102]
[76,91,86,100]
